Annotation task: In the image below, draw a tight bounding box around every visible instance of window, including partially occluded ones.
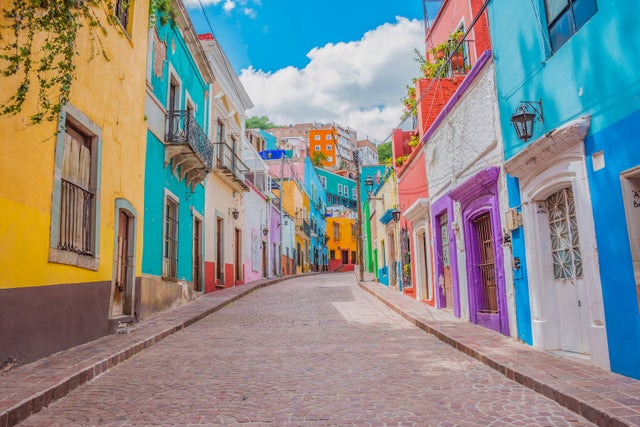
[330,250,335,259]
[546,187,582,279]
[59,124,95,256]
[337,184,343,195]
[164,196,179,278]
[314,135,320,141]
[327,145,332,151]
[315,145,321,151]
[344,187,349,198]
[216,119,225,143]
[321,176,327,188]
[333,223,341,240]
[327,156,333,162]
[49,105,101,270]
[326,134,331,140]
[115,0,132,32]
[545,0,597,52]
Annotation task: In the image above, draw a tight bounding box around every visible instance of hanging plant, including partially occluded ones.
[0,0,121,124]
[0,0,172,126]
[408,135,420,148]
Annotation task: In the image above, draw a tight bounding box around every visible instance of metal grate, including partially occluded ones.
[59,179,93,255]
[474,214,498,313]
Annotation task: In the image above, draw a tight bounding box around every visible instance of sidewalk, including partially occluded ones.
[0,273,317,427]
[356,271,640,427]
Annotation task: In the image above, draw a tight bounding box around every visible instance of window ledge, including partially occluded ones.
[49,247,99,271]
[162,276,180,282]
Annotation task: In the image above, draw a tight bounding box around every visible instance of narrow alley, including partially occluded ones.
[17,273,592,426]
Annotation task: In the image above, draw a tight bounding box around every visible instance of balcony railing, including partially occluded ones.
[212,141,249,191]
[165,110,213,187]
[303,220,311,237]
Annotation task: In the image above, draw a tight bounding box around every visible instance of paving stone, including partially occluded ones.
[19,273,595,426]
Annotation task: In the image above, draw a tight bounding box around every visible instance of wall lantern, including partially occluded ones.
[391,208,402,223]
[510,100,543,142]
[263,227,269,236]
[231,208,239,220]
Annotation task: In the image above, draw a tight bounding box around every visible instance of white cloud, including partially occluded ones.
[223,0,235,12]
[239,17,423,143]
[243,7,257,18]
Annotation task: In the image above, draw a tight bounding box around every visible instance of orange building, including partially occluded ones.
[308,127,337,168]
[326,216,357,272]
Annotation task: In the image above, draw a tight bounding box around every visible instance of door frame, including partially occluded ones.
[109,199,137,319]
[192,209,203,292]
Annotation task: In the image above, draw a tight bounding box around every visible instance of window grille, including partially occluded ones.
[546,187,582,279]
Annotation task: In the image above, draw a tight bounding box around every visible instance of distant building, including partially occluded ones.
[357,139,379,166]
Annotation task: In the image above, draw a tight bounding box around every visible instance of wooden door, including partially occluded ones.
[474,214,498,313]
[439,214,453,308]
[113,211,129,317]
[216,217,223,285]
[235,228,241,283]
[193,217,202,292]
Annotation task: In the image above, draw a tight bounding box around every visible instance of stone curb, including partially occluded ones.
[356,278,634,427]
[0,273,319,427]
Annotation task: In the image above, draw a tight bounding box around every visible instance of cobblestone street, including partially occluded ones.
[19,273,592,426]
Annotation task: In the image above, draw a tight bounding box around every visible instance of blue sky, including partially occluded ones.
[187,1,439,73]
[184,1,443,142]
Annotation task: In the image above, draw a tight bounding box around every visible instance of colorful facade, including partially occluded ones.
[141,2,214,318]
[199,33,253,292]
[326,216,357,271]
[0,0,149,363]
[489,0,640,375]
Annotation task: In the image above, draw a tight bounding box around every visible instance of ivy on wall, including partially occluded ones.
[0,0,173,125]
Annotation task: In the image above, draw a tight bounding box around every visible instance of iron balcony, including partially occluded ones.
[164,110,213,187]
[212,141,249,192]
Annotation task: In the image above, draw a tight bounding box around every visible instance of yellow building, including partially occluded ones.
[276,179,309,273]
[0,0,149,364]
[327,216,357,270]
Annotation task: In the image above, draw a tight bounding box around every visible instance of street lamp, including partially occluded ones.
[391,208,401,223]
[511,100,543,142]
[364,175,383,201]
[263,227,269,236]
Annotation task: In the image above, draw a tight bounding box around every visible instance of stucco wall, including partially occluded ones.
[423,60,517,335]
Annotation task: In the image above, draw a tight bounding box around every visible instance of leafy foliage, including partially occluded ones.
[0,0,172,126]
[246,115,278,130]
[311,151,327,166]
[377,141,392,165]
[0,0,119,124]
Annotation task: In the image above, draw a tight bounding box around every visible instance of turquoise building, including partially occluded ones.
[302,158,327,270]
[315,167,358,213]
[489,0,640,377]
[361,165,387,274]
[141,5,214,318]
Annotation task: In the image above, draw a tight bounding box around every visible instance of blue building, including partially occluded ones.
[489,0,640,377]
[141,4,214,318]
[301,158,328,270]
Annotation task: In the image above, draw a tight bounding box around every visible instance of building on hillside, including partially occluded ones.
[357,139,379,166]
[361,165,387,274]
[369,168,400,287]
[141,2,215,319]
[326,216,357,272]
[316,167,358,217]
[268,159,310,273]
[309,126,338,168]
[199,33,253,291]
[241,140,275,282]
[0,0,149,363]
[489,0,640,376]
[246,129,267,152]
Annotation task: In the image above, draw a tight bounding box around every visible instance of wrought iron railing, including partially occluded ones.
[212,141,249,183]
[59,179,93,255]
[165,110,213,170]
[303,220,311,237]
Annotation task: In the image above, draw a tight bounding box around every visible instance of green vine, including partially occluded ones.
[149,0,173,26]
[0,0,120,125]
